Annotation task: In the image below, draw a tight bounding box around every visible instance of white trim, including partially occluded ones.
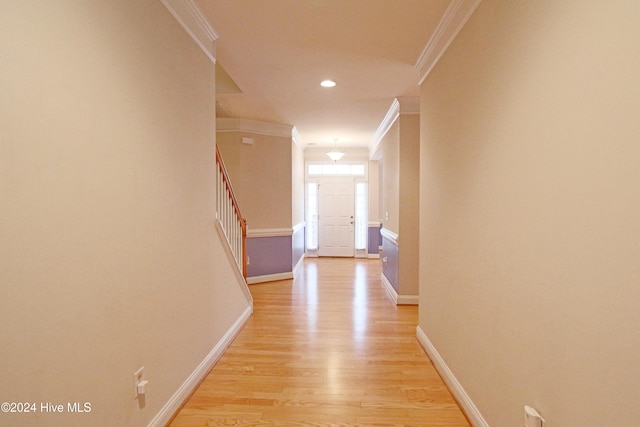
[147,306,251,427]
[292,222,305,234]
[292,127,302,150]
[381,273,418,305]
[161,0,217,64]
[247,271,293,284]
[380,227,399,246]
[367,253,380,259]
[416,326,489,427]
[247,223,303,238]
[381,273,398,304]
[368,221,381,228]
[215,221,253,308]
[397,97,420,114]
[247,227,293,238]
[370,97,420,158]
[217,118,294,138]
[397,294,419,305]
[416,0,481,85]
[370,99,399,158]
[292,254,305,278]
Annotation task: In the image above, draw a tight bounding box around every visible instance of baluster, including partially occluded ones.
[216,146,247,279]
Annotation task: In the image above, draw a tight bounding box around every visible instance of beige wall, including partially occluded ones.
[368,160,381,223]
[381,122,400,234]
[380,114,420,298]
[0,2,250,426]
[292,140,305,227]
[419,1,640,425]
[398,114,420,297]
[217,131,293,230]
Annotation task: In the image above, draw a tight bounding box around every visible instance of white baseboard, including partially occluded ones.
[215,220,253,309]
[367,253,380,259]
[380,273,397,304]
[292,254,305,278]
[416,326,489,427]
[380,273,418,305]
[148,306,252,427]
[246,271,293,284]
[397,294,419,305]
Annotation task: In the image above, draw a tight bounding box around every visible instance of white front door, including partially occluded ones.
[318,178,355,257]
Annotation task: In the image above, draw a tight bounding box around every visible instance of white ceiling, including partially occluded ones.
[194,0,452,150]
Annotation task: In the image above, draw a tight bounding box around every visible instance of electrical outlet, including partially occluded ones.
[134,367,144,398]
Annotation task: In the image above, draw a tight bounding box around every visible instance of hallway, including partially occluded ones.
[169,258,469,426]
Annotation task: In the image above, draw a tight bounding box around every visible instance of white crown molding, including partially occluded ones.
[396,97,420,115]
[370,99,399,158]
[415,0,481,85]
[370,97,420,158]
[161,0,218,64]
[292,127,303,150]
[217,118,295,138]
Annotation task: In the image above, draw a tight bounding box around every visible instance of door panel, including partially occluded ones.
[318,178,354,257]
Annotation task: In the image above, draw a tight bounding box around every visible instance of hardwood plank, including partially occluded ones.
[169,258,469,426]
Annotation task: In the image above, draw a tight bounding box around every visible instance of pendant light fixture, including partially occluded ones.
[326,138,345,161]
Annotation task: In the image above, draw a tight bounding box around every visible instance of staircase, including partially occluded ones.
[216,145,247,279]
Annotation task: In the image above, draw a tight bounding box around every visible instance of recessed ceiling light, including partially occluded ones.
[320,80,336,88]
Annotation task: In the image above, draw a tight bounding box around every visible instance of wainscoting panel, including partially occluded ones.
[292,223,305,272]
[381,232,399,293]
[247,235,292,278]
[368,223,381,257]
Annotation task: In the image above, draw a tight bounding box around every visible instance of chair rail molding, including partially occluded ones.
[247,227,295,238]
[380,227,399,246]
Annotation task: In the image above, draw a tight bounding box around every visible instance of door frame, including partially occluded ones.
[304,161,368,258]
[317,176,356,257]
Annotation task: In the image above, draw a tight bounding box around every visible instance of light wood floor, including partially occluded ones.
[169,257,469,426]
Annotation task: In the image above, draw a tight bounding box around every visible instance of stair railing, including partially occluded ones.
[216,145,247,278]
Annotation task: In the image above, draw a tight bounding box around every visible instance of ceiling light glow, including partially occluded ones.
[321,80,336,88]
[326,138,345,161]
